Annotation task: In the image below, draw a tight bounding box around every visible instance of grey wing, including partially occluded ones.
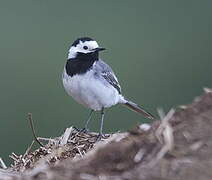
[94,60,121,94]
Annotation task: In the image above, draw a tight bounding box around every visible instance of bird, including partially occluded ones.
[62,37,154,136]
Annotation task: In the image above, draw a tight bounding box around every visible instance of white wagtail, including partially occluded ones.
[62,37,154,136]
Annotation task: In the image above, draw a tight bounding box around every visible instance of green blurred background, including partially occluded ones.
[0,0,211,164]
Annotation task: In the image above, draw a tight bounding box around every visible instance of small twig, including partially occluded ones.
[76,147,84,158]
[9,153,18,162]
[156,108,175,144]
[0,158,7,169]
[24,140,35,157]
[157,107,166,120]
[37,137,58,143]
[28,113,44,147]
[149,109,175,167]
[60,127,73,146]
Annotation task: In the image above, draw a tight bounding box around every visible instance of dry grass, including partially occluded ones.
[10,127,111,172]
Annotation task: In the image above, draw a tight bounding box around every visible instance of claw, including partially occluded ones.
[96,133,104,141]
[80,128,90,133]
[73,126,81,132]
[72,126,89,133]
[96,133,110,141]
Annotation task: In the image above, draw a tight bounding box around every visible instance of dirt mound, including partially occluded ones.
[1,88,212,180]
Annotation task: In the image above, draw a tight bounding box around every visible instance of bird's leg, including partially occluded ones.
[81,110,93,133]
[84,110,94,131]
[97,107,105,139]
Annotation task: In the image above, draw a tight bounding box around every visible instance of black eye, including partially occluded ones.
[83,46,88,50]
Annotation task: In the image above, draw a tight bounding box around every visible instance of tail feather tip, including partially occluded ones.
[124,101,155,120]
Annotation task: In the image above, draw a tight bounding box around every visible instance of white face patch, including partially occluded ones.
[68,40,99,59]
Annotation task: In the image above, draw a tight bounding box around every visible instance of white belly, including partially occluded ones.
[62,70,121,111]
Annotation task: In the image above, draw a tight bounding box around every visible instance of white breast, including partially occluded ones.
[62,68,122,111]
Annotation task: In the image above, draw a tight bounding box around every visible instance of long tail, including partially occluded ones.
[123,100,155,120]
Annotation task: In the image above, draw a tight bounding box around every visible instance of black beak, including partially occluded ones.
[92,47,106,52]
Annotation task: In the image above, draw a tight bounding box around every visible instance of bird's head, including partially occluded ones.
[68,37,105,59]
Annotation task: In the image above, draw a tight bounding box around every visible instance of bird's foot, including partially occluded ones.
[96,133,104,141]
[73,126,81,132]
[79,127,90,133]
[72,126,89,133]
[96,133,110,141]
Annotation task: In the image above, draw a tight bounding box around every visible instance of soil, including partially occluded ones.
[1,88,212,180]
